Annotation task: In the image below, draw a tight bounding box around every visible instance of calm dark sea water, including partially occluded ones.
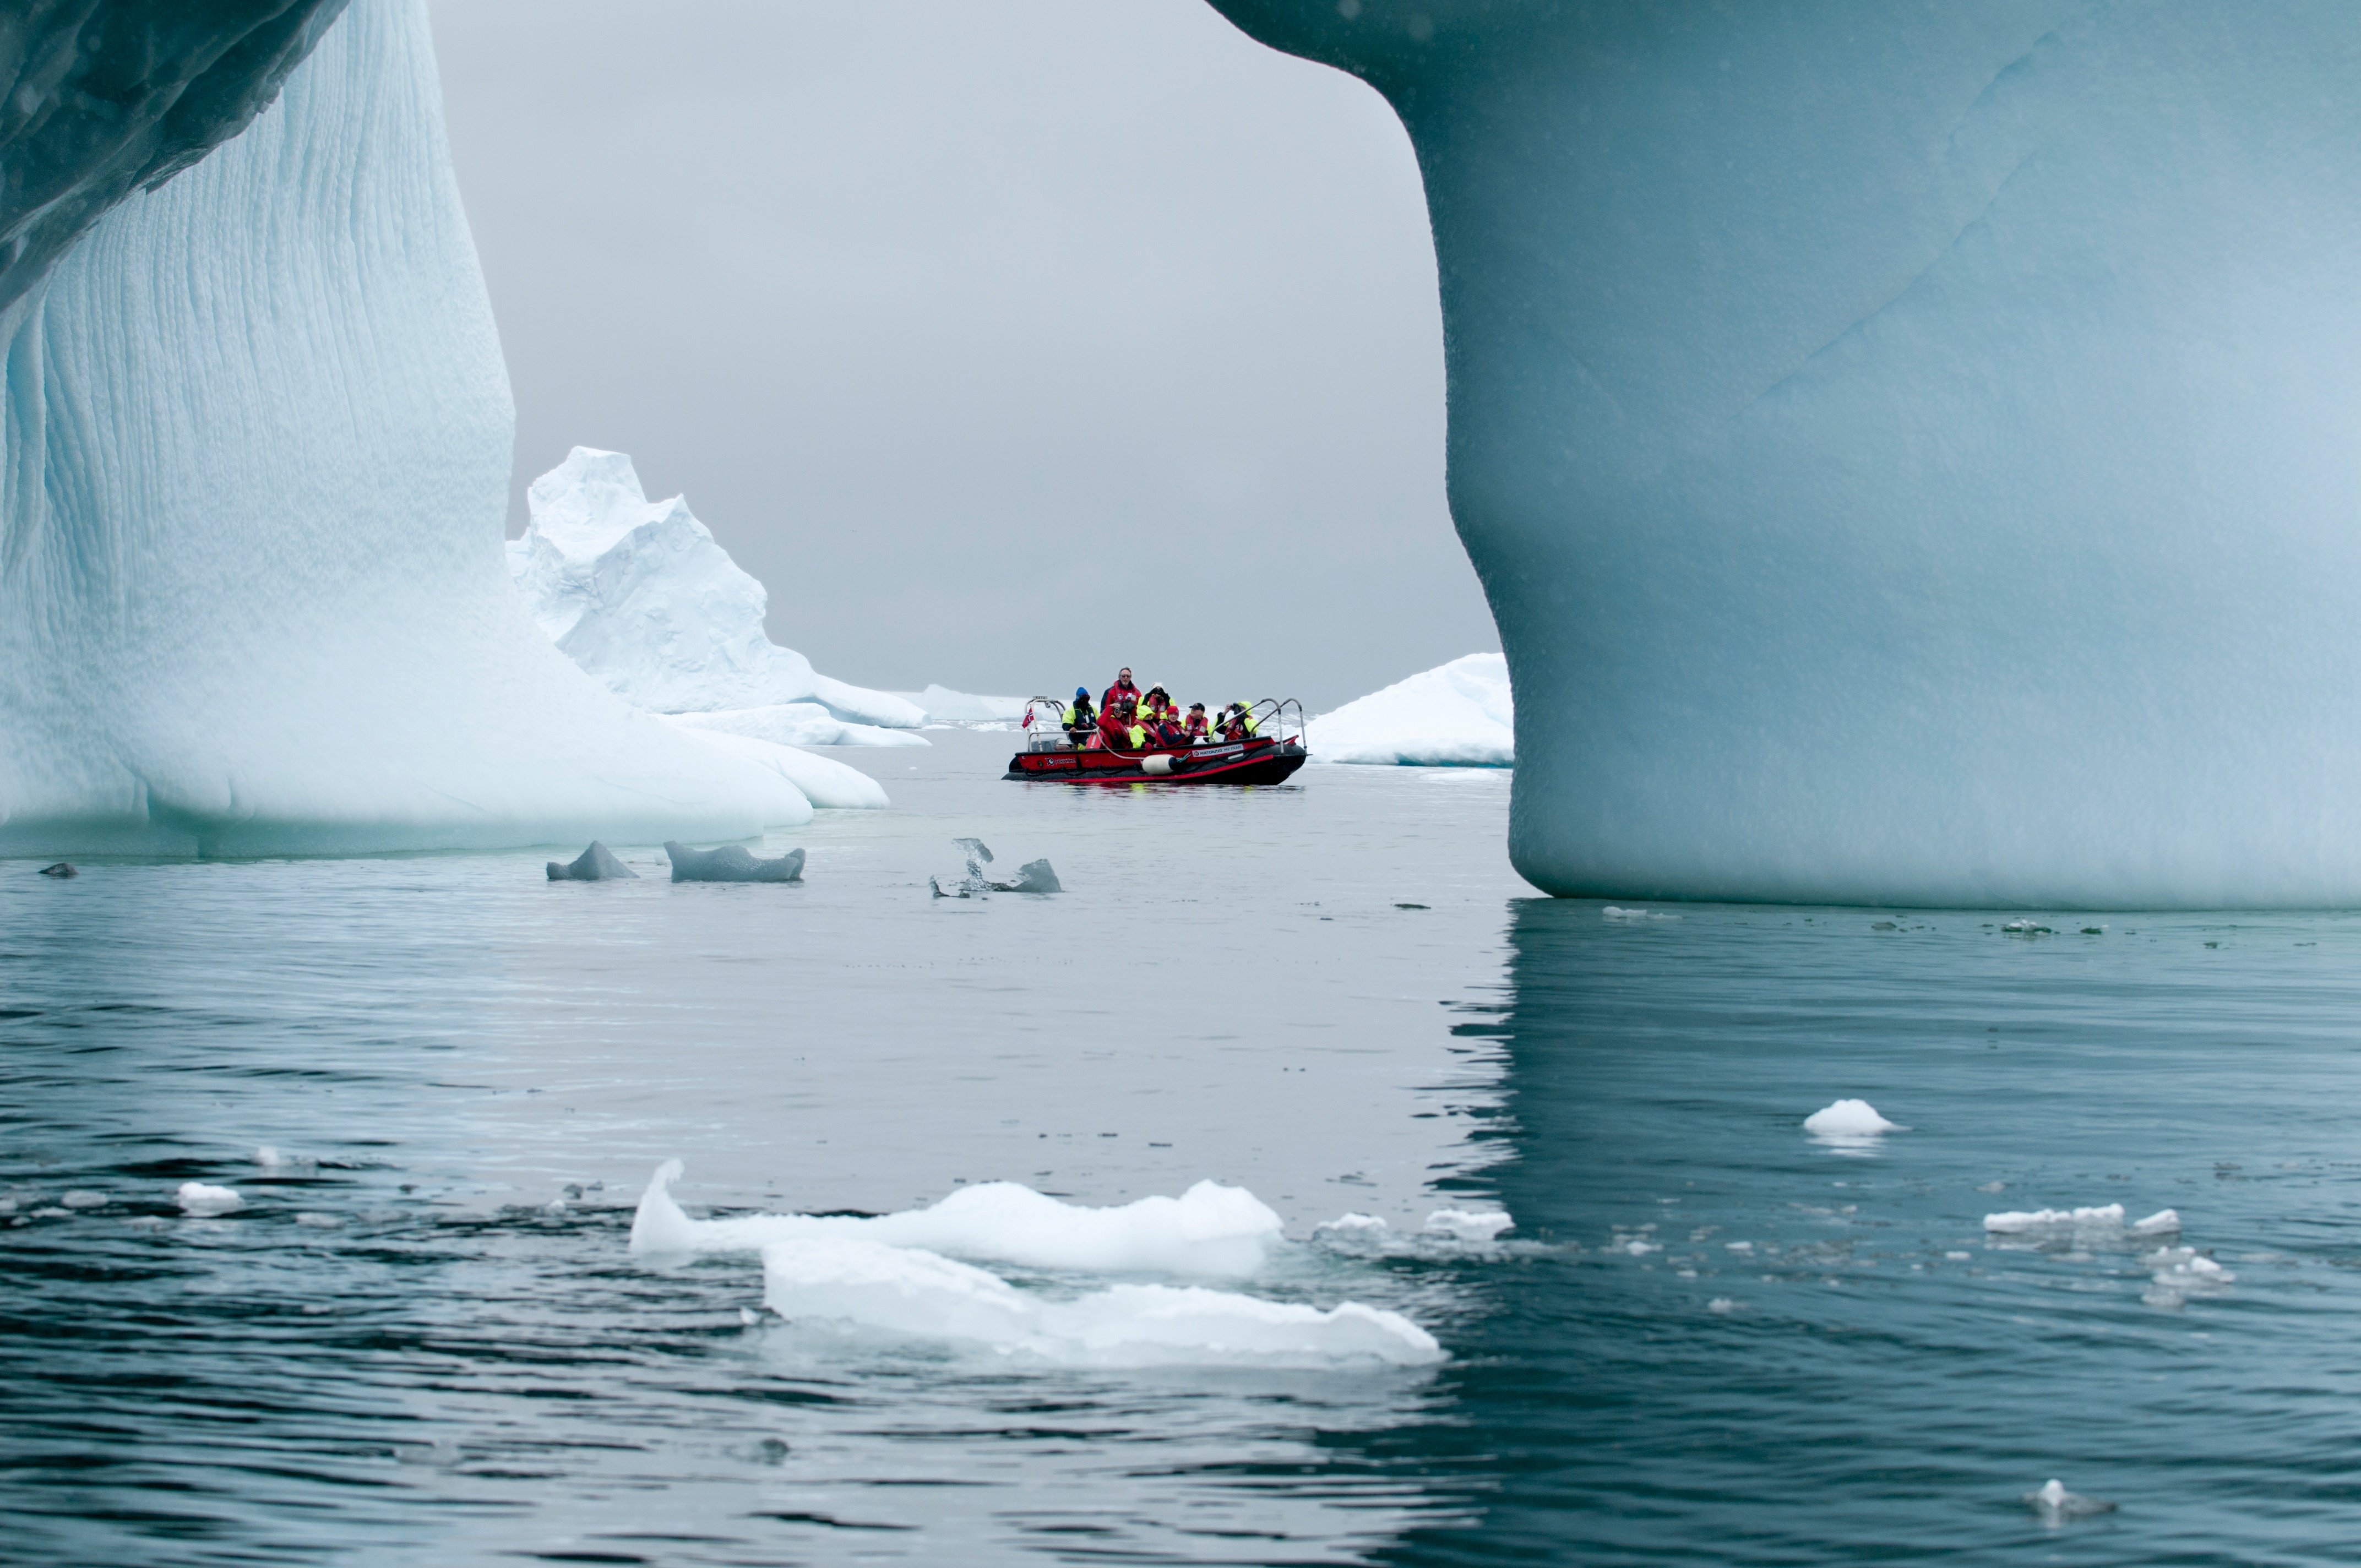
[4,730,2357,1565]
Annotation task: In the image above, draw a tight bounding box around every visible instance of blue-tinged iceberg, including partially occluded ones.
[0,1,824,854]
[1212,3,2361,906]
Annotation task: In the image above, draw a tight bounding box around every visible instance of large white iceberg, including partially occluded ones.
[0,0,820,854]
[1315,653,1511,766]
[508,448,924,732]
[1214,4,2361,907]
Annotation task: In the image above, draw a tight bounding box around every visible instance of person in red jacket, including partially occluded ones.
[1102,668,1140,722]
[1183,702,1210,742]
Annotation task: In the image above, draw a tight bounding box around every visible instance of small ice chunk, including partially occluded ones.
[2024,1478,2116,1520]
[177,1182,244,1216]
[1423,1208,1514,1242]
[59,1190,106,1209]
[1945,1250,1972,1260]
[2141,1245,2234,1308]
[1707,1297,1742,1314]
[1804,1098,1903,1155]
[547,840,638,881]
[256,1146,290,1169]
[2130,1208,2181,1235]
[664,841,804,883]
[1803,1099,1902,1136]
[994,858,1061,894]
[37,862,75,878]
[1602,905,1679,921]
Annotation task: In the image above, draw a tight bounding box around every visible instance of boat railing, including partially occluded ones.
[1250,698,1307,749]
[1020,696,1081,752]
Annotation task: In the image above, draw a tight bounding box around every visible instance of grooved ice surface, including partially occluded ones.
[0,0,352,314]
[0,0,813,855]
[508,448,923,732]
[1212,2,2361,906]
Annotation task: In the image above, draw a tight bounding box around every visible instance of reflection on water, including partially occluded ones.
[1377,897,2361,1566]
[0,735,1516,1565]
[12,743,2361,1564]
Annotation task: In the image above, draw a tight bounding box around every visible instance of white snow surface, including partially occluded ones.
[1212,5,2361,904]
[508,448,922,731]
[631,1162,1437,1367]
[0,1,815,854]
[1313,654,1512,767]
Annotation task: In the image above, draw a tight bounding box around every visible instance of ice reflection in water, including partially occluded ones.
[0,733,1515,1564]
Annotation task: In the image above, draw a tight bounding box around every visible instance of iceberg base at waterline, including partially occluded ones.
[1313,654,1513,767]
[0,2,820,858]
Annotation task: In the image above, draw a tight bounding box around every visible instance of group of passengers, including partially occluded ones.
[1058,667,1256,752]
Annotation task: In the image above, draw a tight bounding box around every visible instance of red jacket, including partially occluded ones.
[1103,679,1140,718]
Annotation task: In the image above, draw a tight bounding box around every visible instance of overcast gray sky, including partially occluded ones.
[423,0,1496,710]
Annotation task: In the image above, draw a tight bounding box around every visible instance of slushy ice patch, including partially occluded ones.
[631,1162,1441,1367]
[1312,1207,1522,1260]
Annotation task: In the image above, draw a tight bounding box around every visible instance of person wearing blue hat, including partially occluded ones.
[1060,685,1097,743]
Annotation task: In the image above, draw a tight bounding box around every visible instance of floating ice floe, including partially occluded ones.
[2024,1478,2116,1521]
[546,841,637,881]
[1982,1204,2180,1237]
[630,1162,1438,1368]
[1602,906,1679,922]
[931,839,1060,898]
[176,1182,243,1216]
[1804,1098,1905,1155]
[664,842,804,884]
[1311,653,1513,766]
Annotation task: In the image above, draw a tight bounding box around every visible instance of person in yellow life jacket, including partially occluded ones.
[1218,700,1258,741]
[1142,684,1172,725]
[1184,702,1210,742]
[1062,687,1096,741]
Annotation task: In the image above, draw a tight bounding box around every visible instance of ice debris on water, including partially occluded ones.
[1982,1204,2179,1237]
[931,839,1060,898]
[177,1182,243,1216]
[2003,919,2052,936]
[1311,1208,1520,1259]
[37,862,75,878]
[1707,1298,1742,1314]
[1602,906,1678,921]
[547,840,637,881]
[664,841,804,883]
[2024,1478,2116,1521]
[2141,1245,2235,1309]
[629,1162,1436,1367]
[60,1190,106,1208]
